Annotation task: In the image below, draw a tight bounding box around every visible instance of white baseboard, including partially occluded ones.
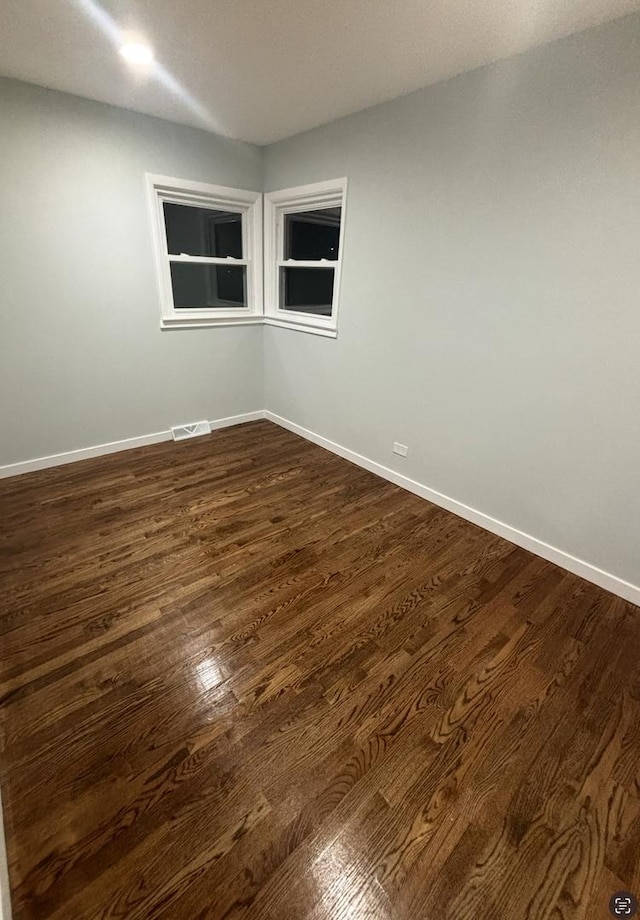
[264,411,640,608]
[208,412,265,431]
[0,412,265,480]
[0,786,11,920]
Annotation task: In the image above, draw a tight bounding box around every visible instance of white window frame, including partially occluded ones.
[264,178,347,338]
[146,174,263,329]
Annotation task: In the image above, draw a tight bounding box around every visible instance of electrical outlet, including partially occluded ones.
[393,442,409,457]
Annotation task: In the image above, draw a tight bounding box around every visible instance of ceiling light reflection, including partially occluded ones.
[195,657,224,693]
[70,0,218,130]
[311,841,383,918]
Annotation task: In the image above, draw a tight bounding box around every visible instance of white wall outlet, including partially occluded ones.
[393,442,409,457]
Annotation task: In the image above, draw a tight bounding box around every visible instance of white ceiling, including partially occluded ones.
[1,0,639,145]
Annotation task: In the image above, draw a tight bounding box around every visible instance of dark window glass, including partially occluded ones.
[170,264,246,309]
[284,207,341,261]
[163,203,243,258]
[279,267,334,316]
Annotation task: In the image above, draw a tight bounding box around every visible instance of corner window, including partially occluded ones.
[264,179,347,337]
[147,175,262,329]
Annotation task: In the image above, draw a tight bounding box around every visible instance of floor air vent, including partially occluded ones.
[171,420,212,441]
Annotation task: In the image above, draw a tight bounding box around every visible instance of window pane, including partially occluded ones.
[279,267,334,316]
[163,203,243,258]
[170,263,246,309]
[284,207,341,261]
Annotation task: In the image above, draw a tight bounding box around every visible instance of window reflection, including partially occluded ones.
[284,207,341,261]
[164,203,243,258]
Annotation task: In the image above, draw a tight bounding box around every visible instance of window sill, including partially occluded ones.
[161,316,338,336]
[263,318,337,338]
[160,317,264,330]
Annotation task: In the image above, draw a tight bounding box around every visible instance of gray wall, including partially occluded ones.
[263,15,640,586]
[0,78,263,466]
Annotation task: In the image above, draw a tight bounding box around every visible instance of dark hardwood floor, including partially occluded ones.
[0,420,639,919]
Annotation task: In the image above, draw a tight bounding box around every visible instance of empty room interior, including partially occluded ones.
[1,1,640,917]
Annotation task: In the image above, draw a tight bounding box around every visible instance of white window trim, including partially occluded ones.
[264,178,348,338]
[146,174,263,330]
